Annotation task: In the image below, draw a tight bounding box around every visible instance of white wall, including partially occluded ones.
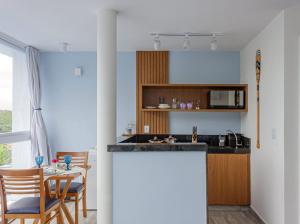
[240,12,285,224]
[284,5,300,224]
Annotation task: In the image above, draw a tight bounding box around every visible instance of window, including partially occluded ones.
[0,43,31,168]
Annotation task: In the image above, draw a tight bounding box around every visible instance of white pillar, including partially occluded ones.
[97,9,117,224]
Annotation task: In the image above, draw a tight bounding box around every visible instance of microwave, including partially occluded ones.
[208,90,245,109]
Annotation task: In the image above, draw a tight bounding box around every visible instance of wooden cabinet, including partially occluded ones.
[207,154,250,205]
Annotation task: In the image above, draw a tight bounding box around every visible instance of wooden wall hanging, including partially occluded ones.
[256,49,261,149]
[136,51,169,134]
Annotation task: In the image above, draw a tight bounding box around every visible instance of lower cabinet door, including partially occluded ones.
[207,153,250,205]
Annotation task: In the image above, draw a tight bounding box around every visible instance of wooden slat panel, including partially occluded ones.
[136,51,169,134]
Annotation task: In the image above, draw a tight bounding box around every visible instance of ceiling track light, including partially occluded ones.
[210,34,217,51]
[150,32,223,50]
[153,34,161,51]
[183,33,190,50]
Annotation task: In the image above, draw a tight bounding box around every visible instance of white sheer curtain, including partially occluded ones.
[0,42,31,168]
[25,46,51,164]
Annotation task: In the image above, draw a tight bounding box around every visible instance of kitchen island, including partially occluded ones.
[108,135,208,224]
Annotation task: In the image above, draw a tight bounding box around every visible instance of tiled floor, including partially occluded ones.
[9,205,264,224]
[208,206,265,224]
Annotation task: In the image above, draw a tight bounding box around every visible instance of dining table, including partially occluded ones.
[42,166,86,224]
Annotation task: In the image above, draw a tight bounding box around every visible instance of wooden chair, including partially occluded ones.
[0,168,62,224]
[54,152,89,224]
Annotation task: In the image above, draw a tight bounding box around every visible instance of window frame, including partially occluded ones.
[0,131,30,144]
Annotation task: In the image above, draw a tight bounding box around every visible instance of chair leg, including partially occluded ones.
[56,207,64,224]
[40,216,46,224]
[75,195,79,224]
[46,213,51,223]
[20,218,25,224]
[82,189,87,218]
[59,206,64,224]
[2,217,7,224]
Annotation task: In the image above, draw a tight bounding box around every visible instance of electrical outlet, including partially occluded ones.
[144,125,150,134]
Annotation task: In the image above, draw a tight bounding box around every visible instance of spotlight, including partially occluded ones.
[153,34,161,50]
[210,34,217,51]
[183,33,190,50]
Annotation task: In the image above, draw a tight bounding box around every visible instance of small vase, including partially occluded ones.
[187,102,193,109]
[180,103,186,110]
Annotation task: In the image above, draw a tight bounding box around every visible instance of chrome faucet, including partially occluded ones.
[226,130,242,149]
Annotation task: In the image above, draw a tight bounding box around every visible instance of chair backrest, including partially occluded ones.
[0,168,45,215]
[56,151,89,168]
[56,151,89,184]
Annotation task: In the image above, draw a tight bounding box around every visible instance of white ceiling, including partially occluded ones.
[0,0,298,52]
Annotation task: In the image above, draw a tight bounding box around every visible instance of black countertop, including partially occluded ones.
[107,134,251,153]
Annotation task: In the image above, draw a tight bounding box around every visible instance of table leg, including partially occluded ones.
[56,179,61,198]
[58,178,74,224]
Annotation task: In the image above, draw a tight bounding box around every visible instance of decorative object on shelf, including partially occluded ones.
[158,104,170,109]
[192,126,198,143]
[187,102,193,110]
[180,102,187,110]
[159,96,165,104]
[172,98,178,109]
[256,49,261,149]
[195,100,201,110]
[145,106,157,109]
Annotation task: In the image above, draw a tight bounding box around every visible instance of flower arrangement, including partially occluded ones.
[51,159,59,169]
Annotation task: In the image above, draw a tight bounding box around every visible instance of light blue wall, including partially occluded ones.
[40,51,240,151]
[40,52,97,151]
[113,151,207,224]
[116,52,136,137]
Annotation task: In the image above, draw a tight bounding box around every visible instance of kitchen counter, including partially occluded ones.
[108,134,250,154]
[108,134,208,224]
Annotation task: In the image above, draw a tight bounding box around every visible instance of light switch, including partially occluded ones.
[74,67,82,76]
[144,125,150,134]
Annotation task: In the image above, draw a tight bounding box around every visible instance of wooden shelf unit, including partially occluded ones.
[141,84,248,113]
[141,108,246,112]
[136,51,248,134]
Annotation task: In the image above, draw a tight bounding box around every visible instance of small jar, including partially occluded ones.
[172,98,178,109]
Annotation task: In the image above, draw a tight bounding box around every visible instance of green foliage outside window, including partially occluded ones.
[0,110,12,165]
[0,144,11,166]
[0,110,12,133]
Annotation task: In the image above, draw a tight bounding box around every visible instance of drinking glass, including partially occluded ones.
[35,156,44,168]
[64,155,72,170]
